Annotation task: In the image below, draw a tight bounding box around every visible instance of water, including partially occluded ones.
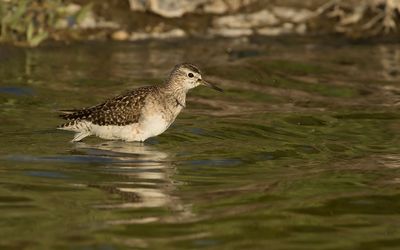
[1,37,400,249]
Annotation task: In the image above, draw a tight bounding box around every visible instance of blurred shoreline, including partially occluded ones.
[0,0,399,47]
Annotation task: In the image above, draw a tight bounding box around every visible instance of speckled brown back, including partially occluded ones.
[59,85,158,126]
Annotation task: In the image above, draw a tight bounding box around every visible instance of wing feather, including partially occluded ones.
[59,86,157,126]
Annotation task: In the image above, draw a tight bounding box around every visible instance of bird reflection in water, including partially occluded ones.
[73,141,193,224]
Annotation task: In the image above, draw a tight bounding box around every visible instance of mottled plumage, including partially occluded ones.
[59,86,156,126]
[58,63,222,142]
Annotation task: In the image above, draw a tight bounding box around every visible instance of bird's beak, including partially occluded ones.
[200,79,223,92]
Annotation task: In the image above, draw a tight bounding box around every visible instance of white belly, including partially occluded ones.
[137,114,171,141]
[89,114,171,142]
[91,123,138,141]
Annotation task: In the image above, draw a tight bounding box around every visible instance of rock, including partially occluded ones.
[129,0,207,18]
[128,0,147,12]
[112,30,130,40]
[295,23,307,34]
[272,6,313,23]
[129,28,186,41]
[213,9,279,29]
[256,23,297,36]
[128,0,256,17]
[147,0,203,18]
[64,3,82,14]
[256,23,307,36]
[153,28,186,39]
[126,1,314,38]
[203,0,256,14]
[202,1,229,14]
[209,28,253,37]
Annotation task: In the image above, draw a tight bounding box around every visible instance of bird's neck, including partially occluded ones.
[164,79,188,94]
[162,81,188,108]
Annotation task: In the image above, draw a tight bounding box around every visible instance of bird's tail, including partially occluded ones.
[58,109,80,120]
[57,120,81,131]
[57,120,92,142]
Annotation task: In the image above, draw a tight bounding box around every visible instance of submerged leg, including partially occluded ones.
[72,132,91,142]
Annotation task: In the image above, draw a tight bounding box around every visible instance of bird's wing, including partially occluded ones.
[59,86,156,126]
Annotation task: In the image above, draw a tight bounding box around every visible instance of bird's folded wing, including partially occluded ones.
[59,86,155,126]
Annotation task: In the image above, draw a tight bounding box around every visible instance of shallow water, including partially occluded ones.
[1,37,400,249]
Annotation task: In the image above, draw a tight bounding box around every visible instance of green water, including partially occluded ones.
[1,38,400,249]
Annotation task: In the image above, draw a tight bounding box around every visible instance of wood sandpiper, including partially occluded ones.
[58,63,223,142]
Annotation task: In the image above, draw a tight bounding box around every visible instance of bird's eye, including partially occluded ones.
[188,73,194,78]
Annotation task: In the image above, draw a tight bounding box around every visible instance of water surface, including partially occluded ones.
[1,38,400,249]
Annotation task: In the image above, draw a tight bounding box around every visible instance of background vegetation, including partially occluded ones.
[0,0,399,47]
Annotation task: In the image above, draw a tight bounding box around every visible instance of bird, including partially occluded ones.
[57,63,223,142]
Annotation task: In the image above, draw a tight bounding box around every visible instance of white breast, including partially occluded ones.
[138,114,171,141]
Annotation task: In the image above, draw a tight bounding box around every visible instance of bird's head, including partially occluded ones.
[168,63,223,92]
